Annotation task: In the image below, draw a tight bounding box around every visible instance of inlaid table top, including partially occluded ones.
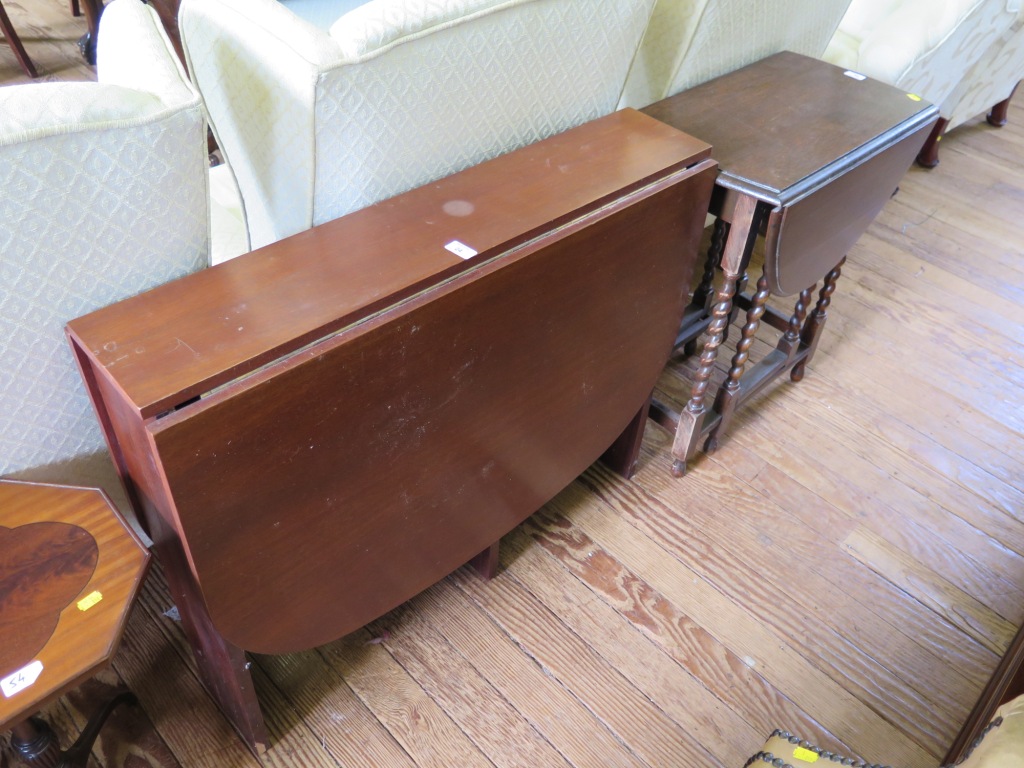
[0,480,150,731]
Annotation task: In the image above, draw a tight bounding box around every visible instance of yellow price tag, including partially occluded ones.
[793,747,819,763]
[907,93,922,101]
[77,591,103,611]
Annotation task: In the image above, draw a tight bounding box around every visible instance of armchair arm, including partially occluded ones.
[835,0,1018,108]
[96,0,200,112]
[180,0,345,248]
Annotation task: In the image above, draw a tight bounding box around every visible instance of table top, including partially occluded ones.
[66,108,711,420]
[0,480,149,730]
[641,51,938,206]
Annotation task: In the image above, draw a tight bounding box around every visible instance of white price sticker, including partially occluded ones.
[445,240,478,260]
[843,70,867,81]
[2,660,43,698]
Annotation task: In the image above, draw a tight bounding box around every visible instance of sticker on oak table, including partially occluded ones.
[445,240,478,260]
[1,660,43,698]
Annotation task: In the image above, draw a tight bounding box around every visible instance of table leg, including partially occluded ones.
[776,286,814,363]
[600,394,652,480]
[791,257,845,382]
[683,219,728,356]
[470,542,501,580]
[916,117,948,168]
[670,194,761,477]
[707,273,770,453]
[11,718,59,766]
[148,516,268,754]
[55,692,136,768]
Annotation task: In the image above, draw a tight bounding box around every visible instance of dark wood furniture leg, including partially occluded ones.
[11,694,136,768]
[0,0,37,78]
[600,395,654,480]
[706,273,771,453]
[776,287,814,364]
[791,257,845,382]
[76,0,101,64]
[683,219,729,356]
[667,194,762,477]
[11,718,59,765]
[916,117,948,168]
[147,514,268,755]
[988,83,1019,127]
[469,543,501,581]
[70,0,81,16]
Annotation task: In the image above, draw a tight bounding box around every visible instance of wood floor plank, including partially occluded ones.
[516,510,858,755]
[457,531,733,768]
[257,650,415,768]
[844,526,1018,656]
[317,629,493,768]
[412,581,652,768]
[364,602,574,768]
[730,368,1024,614]
[545,481,936,767]
[581,459,967,753]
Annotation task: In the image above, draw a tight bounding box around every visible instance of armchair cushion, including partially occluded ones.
[824,0,1019,114]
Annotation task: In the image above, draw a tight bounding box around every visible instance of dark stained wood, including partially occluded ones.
[987,87,1016,126]
[0,0,37,78]
[67,110,716,750]
[917,117,949,168]
[642,52,938,473]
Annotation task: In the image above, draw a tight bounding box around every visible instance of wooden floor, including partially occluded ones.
[3,5,1024,767]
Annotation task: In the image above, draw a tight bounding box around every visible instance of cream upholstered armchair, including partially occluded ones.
[0,0,212,517]
[935,4,1024,162]
[617,0,854,109]
[178,0,658,252]
[824,0,1020,166]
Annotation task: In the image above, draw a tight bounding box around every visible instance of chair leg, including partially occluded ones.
[0,0,38,78]
[916,117,948,168]
[987,83,1019,127]
[70,0,81,16]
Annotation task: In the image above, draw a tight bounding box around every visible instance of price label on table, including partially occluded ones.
[1,660,43,698]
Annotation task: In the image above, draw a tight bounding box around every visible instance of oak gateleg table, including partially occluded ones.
[641,51,939,476]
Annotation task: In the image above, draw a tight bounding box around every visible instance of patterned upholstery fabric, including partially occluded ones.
[618,0,853,109]
[953,694,1024,768]
[944,4,1024,130]
[0,0,208,518]
[179,0,657,251]
[823,0,1019,117]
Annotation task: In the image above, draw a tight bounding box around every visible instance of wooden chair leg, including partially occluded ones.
[987,83,1018,127]
[70,0,81,16]
[0,0,38,78]
[916,117,948,168]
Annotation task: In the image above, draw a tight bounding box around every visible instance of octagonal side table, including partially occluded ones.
[0,480,150,766]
